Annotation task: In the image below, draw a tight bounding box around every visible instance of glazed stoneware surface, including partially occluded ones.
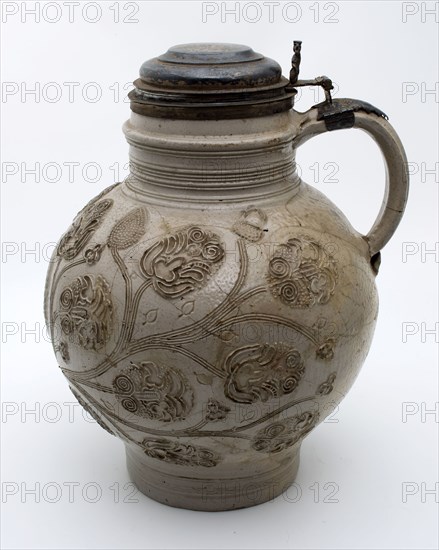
[44,43,409,511]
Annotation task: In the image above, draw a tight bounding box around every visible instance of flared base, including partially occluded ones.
[125,444,301,511]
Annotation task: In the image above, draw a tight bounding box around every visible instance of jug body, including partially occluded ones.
[44,42,408,511]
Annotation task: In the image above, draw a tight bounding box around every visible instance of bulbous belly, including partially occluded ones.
[45,179,378,470]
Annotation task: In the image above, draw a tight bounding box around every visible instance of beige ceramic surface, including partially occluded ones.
[45,79,409,511]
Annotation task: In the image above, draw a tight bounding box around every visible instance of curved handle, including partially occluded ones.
[293,98,409,257]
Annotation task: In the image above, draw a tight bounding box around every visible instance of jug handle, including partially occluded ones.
[293,98,409,259]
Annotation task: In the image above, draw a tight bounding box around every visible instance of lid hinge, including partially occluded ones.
[287,40,334,104]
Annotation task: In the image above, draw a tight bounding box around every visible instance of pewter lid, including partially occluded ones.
[129,43,294,120]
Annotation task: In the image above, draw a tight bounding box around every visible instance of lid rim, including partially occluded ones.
[133,77,291,96]
[130,96,294,121]
[133,42,293,120]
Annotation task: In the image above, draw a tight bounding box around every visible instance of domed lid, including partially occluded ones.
[129,43,295,120]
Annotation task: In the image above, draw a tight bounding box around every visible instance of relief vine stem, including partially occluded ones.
[69,378,319,441]
[211,313,320,345]
[128,285,267,349]
[63,342,225,383]
[130,238,250,346]
[124,279,153,343]
[61,239,249,381]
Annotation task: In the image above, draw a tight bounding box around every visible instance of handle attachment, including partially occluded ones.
[289,41,409,259]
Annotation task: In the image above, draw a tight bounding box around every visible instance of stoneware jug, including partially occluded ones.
[45,42,409,511]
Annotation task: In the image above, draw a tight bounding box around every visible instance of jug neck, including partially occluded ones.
[122,111,301,207]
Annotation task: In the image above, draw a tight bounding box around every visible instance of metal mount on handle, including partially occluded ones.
[288,40,388,130]
[288,40,334,104]
[290,39,409,261]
